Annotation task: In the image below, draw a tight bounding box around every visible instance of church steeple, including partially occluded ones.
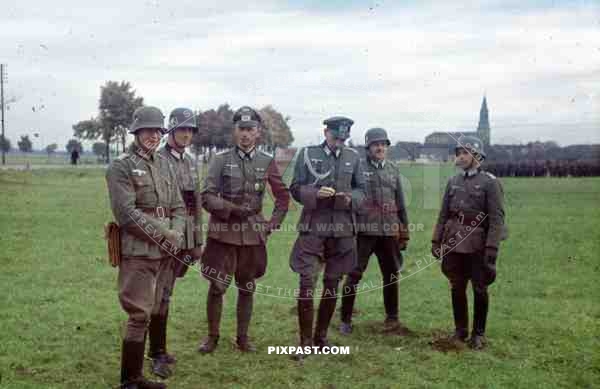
[477,96,490,145]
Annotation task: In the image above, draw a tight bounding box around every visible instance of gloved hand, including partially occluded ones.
[431,241,442,259]
[317,186,336,199]
[483,247,498,284]
[395,224,410,251]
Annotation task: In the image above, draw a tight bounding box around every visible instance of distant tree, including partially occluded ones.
[45,143,58,156]
[72,81,143,163]
[0,135,11,152]
[193,104,295,157]
[195,104,234,152]
[99,81,144,153]
[66,139,83,153]
[260,105,294,149]
[73,118,103,140]
[92,142,107,160]
[17,135,33,152]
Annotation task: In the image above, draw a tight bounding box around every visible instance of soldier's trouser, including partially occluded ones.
[148,249,193,356]
[172,249,195,279]
[341,235,403,324]
[290,235,356,342]
[148,258,176,357]
[441,253,490,337]
[118,257,171,342]
[201,239,266,339]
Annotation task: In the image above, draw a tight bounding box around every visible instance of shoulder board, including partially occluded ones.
[215,148,232,156]
[344,147,359,155]
[484,171,496,179]
[258,150,273,158]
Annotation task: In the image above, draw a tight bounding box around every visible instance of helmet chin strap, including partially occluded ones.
[169,132,186,151]
[466,157,481,170]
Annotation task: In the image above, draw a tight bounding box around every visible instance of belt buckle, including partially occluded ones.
[156,206,166,219]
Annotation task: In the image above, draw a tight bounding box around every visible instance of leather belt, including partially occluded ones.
[139,206,171,219]
[453,211,485,226]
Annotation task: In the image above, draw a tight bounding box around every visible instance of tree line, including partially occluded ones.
[71,81,294,163]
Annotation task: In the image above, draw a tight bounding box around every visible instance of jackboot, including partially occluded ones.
[451,287,468,340]
[235,292,256,352]
[198,292,222,354]
[120,340,166,389]
[292,297,314,361]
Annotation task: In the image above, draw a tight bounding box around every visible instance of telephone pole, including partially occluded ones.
[1,64,5,165]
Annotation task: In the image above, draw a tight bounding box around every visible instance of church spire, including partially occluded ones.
[477,96,490,145]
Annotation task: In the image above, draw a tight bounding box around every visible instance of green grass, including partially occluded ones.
[1,153,101,165]
[0,167,598,388]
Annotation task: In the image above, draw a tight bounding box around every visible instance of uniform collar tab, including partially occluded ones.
[236,146,256,160]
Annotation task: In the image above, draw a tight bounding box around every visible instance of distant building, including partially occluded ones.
[421,97,491,160]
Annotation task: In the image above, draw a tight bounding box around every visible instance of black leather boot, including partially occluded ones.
[235,291,256,352]
[198,292,222,354]
[120,340,166,389]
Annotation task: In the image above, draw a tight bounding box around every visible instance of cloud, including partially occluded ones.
[0,0,598,149]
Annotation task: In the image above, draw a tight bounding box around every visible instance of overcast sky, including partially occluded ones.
[1,0,598,150]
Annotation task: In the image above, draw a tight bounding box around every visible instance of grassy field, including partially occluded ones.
[0,166,598,389]
[1,153,102,166]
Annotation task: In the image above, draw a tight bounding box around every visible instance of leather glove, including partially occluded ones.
[431,241,442,259]
[317,186,336,199]
[395,225,410,251]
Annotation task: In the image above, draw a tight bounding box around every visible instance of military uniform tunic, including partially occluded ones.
[159,144,203,278]
[341,157,409,324]
[432,167,506,339]
[289,142,366,277]
[433,168,505,255]
[105,143,186,342]
[201,146,289,285]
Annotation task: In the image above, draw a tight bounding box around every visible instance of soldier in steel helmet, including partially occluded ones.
[289,116,366,359]
[143,108,204,379]
[339,127,410,335]
[106,106,186,389]
[431,135,506,350]
[197,106,289,353]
